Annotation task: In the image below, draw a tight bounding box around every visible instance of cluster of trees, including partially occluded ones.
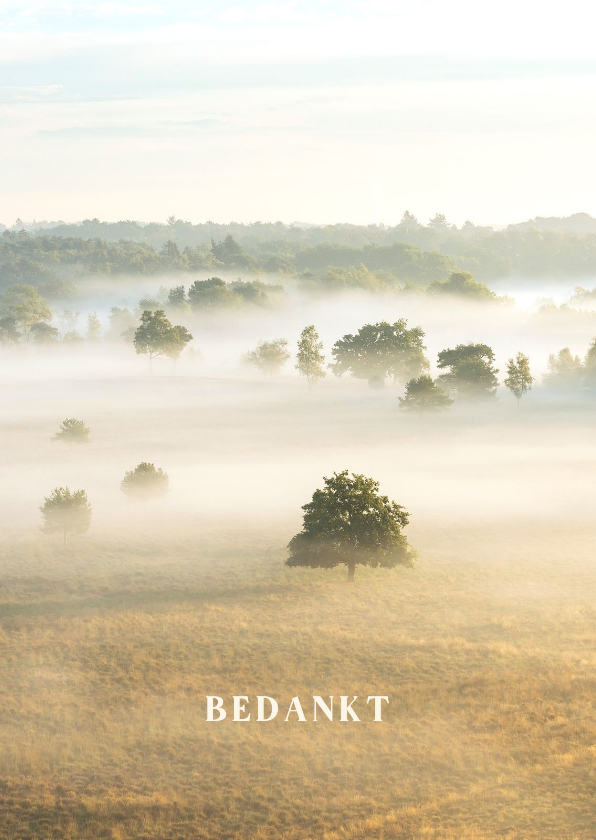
[544,342,596,390]
[243,322,596,409]
[40,442,415,585]
[7,212,596,285]
[0,283,106,345]
[166,277,284,311]
[40,444,169,545]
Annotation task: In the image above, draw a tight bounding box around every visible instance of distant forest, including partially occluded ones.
[2,212,596,293]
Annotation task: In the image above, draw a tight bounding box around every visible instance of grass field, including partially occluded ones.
[1,374,595,839]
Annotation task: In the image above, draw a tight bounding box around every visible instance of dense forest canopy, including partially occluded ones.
[2,213,596,293]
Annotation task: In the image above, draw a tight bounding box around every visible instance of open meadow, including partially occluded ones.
[0,370,595,839]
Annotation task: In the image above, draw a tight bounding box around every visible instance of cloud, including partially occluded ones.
[0,84,67,103]
[34,118,226,138]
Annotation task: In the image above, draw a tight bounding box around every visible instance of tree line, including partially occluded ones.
[6,211,596,283]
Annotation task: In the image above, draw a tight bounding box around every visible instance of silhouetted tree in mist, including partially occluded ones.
[244,339,290,377]
[40,487,92,546]
[52,418,90,446]
[107,307,136,342]
[543,348,583,389]
[504,353,534,406]
[87,313,101,341]
[399,375,453,413]
[30,322,59,344]
[437,343,499,400]
[121,462,169,502]
[296,325,326,388]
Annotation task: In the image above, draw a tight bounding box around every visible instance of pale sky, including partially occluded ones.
[1,0,596,226]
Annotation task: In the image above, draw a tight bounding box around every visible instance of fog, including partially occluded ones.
[2,277,596,538]
[2,272,596,840]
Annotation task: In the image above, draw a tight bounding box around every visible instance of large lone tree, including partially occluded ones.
[40,487,92,546]
[437,343,499,400]
[286,471,415,582]
[330,320,428,388]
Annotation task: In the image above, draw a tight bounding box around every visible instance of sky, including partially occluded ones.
[1,0,596,227]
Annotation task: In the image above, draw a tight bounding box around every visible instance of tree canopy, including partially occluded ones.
[330,320,429,387]
[428,270,498,302]
[437,343,499,400]
[286,471,415,582]
[133,309,192,369]
[399,375,453,413]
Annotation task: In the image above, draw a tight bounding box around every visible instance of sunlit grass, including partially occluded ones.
[0,519,594,839]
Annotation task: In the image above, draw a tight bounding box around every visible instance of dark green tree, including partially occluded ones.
[244,339,290,377]
[399,375,453,413]
[437,343,499,400]
[160,239,182,265]
[133,309,192,371]
[330,320,429,388]
[121,462,169,502]
[286,471,415,582]
[428,270,497,301]
[52,418,90,446]
[296,325,326,387]
[504,352,534,405]
[188,277,240,309]
[211,235,250,267]
[40,487,92,546]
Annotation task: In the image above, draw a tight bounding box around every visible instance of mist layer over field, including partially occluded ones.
[1,289,595,839]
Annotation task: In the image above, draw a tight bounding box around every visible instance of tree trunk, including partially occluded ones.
[347,563,355,583]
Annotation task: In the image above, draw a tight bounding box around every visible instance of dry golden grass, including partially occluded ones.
[0,517,595,840]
